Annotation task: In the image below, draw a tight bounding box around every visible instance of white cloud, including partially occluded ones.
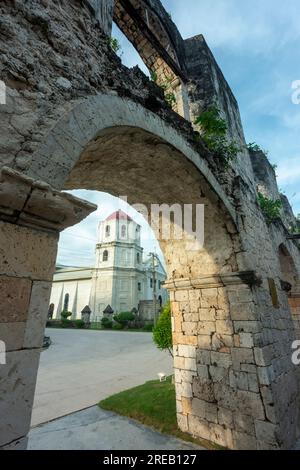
[277,158,300,185]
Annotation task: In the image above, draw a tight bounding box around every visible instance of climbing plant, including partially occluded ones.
[160,76,177,107]
[257,192,282,223]
[194,105,240,168]
[150,70,158,83]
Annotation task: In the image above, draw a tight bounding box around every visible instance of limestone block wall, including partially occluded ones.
[0,168,96,449]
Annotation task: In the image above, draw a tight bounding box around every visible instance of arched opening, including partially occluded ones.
[32,188,172,431]
[279,243,300,338]
[103,250,109,262]
[3,94,282,450]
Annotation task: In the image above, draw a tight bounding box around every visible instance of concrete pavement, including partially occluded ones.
[28,406,203,450]
[31,328,173,426]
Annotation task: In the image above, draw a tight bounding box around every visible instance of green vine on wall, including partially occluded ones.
[194,106,241,168]
[257,192,282,223]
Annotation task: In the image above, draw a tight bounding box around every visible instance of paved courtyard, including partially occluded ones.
[28,406,202,450]
[31,329,173,427]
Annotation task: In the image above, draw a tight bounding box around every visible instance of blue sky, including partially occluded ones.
[58,0,300,267]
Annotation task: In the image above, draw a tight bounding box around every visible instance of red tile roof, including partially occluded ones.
[105,210,133,221]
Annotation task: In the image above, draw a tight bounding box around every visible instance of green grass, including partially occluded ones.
[99,377,222,450]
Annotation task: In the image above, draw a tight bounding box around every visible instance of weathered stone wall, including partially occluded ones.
[0,168,95,449]
[0,0,300,451]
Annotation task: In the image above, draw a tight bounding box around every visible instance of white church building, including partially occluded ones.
[49,210,168,321]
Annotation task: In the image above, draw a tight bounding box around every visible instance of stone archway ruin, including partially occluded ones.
[1,0,300,450]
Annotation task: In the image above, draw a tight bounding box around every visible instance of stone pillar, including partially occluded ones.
[0,167,96,449]
[166,271,299,450]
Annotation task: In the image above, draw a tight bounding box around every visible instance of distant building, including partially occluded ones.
[49,210,168,321]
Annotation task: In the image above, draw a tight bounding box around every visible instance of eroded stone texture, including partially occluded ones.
[0,349,40,447]
[0,169,97,450]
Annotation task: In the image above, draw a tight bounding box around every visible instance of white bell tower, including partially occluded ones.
[91,210,144,317]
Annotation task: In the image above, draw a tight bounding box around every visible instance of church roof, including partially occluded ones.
[105,210,133,222]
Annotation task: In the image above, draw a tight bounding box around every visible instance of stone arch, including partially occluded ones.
[279,243,300,339]
[26,94,235,221]
[1,92,298,450]
[26,93,240,281]
[17,93,267,449]
[113,0,189,118]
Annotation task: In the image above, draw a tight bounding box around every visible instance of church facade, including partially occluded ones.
[49,210,168,321]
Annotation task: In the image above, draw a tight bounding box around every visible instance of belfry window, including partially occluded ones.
[121,225,126,238]
[103,250,109,262]
[105,225,110,237]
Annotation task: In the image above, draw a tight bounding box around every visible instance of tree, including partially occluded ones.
[153,302,173,357]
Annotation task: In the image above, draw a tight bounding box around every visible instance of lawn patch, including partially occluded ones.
[99,377,222,450]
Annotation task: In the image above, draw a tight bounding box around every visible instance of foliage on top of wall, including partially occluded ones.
[110,37,122,55]
[257,192,282,223]
[194,106,241,168]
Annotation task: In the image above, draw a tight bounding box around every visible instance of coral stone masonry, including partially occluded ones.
[0,0,299,450]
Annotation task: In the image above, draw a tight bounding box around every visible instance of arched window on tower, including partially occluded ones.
[105,225,110,237]
[103,250,109,262]
[137,253,140,264]
[121,225,126,238]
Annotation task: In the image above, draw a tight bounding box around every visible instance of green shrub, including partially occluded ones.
[110,37,121,54]
[165,92,176,106]
[153,303,173,356]
[61,318,71,328]
[112,322,124,331]
[150,70,158,83]
[113,312,135,329]
[61,310,72,320]
[247,142,269,156]
[257,192,282,223]
[143,323,154,332]
[101,317,113,329]
[74,320,85,329]
[194,105,240,167]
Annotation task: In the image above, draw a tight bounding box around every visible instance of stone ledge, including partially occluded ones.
[165,271,262,290]
[0,167,96,232]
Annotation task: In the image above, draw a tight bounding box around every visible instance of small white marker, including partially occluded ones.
[158,372,166,382]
